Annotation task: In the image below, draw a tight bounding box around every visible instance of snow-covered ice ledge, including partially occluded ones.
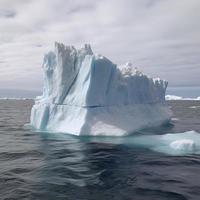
[30,42,172,136]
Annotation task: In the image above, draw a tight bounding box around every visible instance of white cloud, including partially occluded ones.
[0,0,200,91]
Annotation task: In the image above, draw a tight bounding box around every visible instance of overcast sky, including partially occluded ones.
[0,0,200,92]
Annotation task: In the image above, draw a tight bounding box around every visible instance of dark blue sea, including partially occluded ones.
[0,100,200,200]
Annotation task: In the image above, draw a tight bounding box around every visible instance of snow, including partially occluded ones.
[30,42,171,136]
[166,95,200,100]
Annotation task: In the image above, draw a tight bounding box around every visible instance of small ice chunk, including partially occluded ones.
[170,139,196,152]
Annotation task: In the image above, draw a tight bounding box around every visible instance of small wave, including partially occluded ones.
[134,188,187,200]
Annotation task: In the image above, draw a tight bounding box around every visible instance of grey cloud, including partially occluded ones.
[0,0,199,91]
[0,9,16,18]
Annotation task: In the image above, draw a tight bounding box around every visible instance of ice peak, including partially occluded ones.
[118,62,143,77]
[55,42,74,51]
[54,42,93,56]
[82,44,93,55]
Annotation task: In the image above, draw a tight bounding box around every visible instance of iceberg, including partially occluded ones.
[30,42,171,136]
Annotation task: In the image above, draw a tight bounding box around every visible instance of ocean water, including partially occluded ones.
[0,100,200,200]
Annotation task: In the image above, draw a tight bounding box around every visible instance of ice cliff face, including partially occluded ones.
[30,42,171,136]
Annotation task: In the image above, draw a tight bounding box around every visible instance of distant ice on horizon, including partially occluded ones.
[166,95,200,101]
[0,97,32,100]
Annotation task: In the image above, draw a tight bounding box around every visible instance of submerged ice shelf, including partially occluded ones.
[30,42,171,136]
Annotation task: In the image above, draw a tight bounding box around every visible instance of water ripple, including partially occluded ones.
[0,100,200,199]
